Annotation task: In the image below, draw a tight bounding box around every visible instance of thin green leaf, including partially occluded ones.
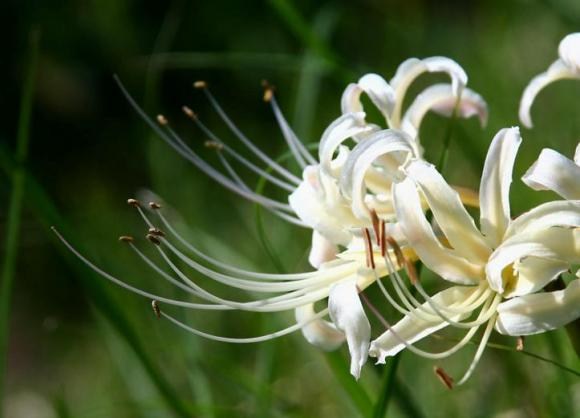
[0,28,40,418]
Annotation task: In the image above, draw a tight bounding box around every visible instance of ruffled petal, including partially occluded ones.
[512,257,569,298]
[522,148,580,200]
[486,227,580,295]
[401,84,488,138]
[559,33,580,73]
[390,57,468,126]
[318,113,377,176]
[519,59,580,128]
[496,279,580,336]
[393,177,484,285]
[505,200,580,239]
[328,278,371,379]
[339,129,417,220]
[309,231,339,269]
[406,160,491,263]
[295,303,345,350]
[341,74,396,122]
[369,286,475,362]
[479,127,522,247]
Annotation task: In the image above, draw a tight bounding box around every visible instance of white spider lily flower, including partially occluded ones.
[519,33,580,128]
[522,143,580,200]
[367,127,580,385]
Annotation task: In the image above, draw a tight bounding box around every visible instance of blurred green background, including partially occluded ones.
[2,0,580,417]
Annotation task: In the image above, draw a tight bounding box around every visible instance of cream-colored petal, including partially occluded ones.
[390,57,468,126]
[295,304,345,350]
[479,127,522,247]
[309,231,339,269]
[574,143,580,165]
[559,33,580,73]
[328,278,371,379]
[519,59,580,128]
[339,129,416,220]
[394,177,483,285]
[368,286,475,362]
[341,74,396,122]
[522,148,580,200]
[318,113,377,176]
[504,200,580,239]
[401,84,488,138]
[512,257,569,298]
[406,160,491,263]
[487,228,580,295]
[496,279,580,336]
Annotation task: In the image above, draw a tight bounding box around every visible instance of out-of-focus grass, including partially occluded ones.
[3,1,580,417]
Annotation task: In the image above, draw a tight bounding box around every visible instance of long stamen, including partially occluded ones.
[456,313,497,385]
[194,81,302,185]
[263,84,316,167]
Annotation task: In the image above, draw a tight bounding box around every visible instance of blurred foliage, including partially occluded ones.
[2,0,580,417]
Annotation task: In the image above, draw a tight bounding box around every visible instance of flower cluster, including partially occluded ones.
[55,33,580,386]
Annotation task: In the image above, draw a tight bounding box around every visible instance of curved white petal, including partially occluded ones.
[487,228,580,295]
[574,143,580,165]
[318,113,377,176]
[479,127,522,247]
[390,57,468,126]
[505,200,580,239]
[401,84,488,138]
[328,278,371,379]
[369,286,475,362]
[288,166,353,245]
[341,74,396,122]
[295,304,345,350]
[339,130,417,220]
[522,148,580,200]
[519,59,580,128]
[406,160,491,263]
[512,257,569,298]
[393,177,484,285]
[496,279,580,336]
[559,33,580,73]
[309,231,339,269]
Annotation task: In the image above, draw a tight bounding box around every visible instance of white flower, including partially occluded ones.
[519,33,580,128]
[368,127,580,385]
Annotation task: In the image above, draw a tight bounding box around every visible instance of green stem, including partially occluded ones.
[0,28,40,417]
[372,354,401,418]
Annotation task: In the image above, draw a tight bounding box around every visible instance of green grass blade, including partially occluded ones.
[372,354,401,418]
[0,28,40,418]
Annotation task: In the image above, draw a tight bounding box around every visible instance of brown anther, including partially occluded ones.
[149,202,162,210]
[204,140,224,150]
[146,233,161,245]
[193,80,207,89]
[434,366,454,390]
[370,210,380,246]
[263,88,273,103]
[380,220,386,257]
[362,228,376,270]
[127,198,140,208]
[516,336,525,351]
[385,236,405,268]
[182,105,197,120]
[156,114,168,125]
[118,235,134,243]
[151,300,161,318]
[148,227,165,237]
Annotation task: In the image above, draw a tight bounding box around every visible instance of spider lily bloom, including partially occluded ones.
[53,202,414,379]
[367,127,580,385]
[522,143,580,200]
[519,33,580,128]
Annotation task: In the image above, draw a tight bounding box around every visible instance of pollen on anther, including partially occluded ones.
[149,202,162,210]
[434,366,454,390]
[181,105,197,120]
[193,80,207,89]
[516,336,525,351]
[151,300,161,318]
[118,235,134,243]
[204,140,224,150]
[156,114,168,125]
[148,227,165,237]
[146,233,161,245]
[127,198,140,207]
